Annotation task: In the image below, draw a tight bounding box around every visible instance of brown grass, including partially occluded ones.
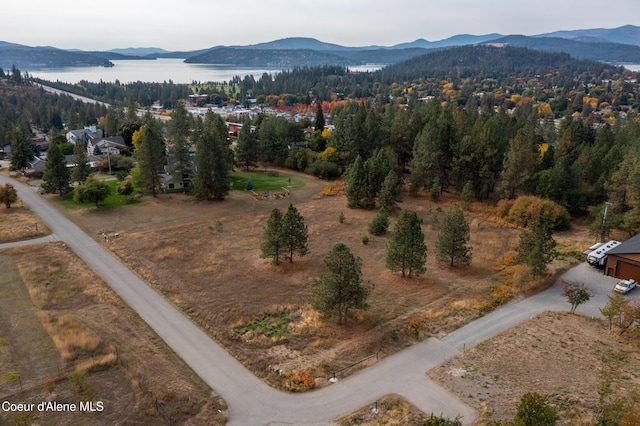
[52,171,593,391]
[0,204,49,243]
[0,242,226,425]
[430,311,640,425]
[338,394,437,425]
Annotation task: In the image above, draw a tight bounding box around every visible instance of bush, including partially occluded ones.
[245,180,253,191]
[500,195,570,230]
[368,209,389,235]
[362,236,369,245]
[306,159,341,180]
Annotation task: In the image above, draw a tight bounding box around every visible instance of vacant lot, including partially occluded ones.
[0,243,225,425]
[431,311,640,425]
[0,204,49,242]
[51,168,591,390]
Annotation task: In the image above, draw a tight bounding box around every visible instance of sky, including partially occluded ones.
[1,0,639,51]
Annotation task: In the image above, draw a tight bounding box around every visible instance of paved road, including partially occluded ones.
[0,175,620,425]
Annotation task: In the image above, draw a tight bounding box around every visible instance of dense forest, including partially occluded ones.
[3,45,640,237]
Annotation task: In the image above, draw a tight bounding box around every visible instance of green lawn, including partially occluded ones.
[60,180,141,210]
[229,171,305,192]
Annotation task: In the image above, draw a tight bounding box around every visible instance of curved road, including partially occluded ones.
[0,176,618,425]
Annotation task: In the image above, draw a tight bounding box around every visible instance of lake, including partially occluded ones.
[28,58,382,84]
[27,58,638,85]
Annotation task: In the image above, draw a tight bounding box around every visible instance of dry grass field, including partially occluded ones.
[0,243,225,425]
[50,168,593,396]
[0,204,49,242]
[430,311,640,425]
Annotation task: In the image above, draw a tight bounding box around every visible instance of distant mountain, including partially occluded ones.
[3,25,640,71]
[108,47,168,56]
[235,37,359,52]
[184,47,359,67]
[392,33,503,49]
[487,35,640,64]
[538,25,640,47]
[0,43,112,70]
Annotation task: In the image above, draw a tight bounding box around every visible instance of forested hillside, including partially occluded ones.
[4,44,640,237]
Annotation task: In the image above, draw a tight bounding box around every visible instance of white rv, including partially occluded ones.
[586,240,621,267]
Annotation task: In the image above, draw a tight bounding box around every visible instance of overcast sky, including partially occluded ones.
[2,0,638,51]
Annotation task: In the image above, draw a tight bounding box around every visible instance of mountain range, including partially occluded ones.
[1,25,640,71]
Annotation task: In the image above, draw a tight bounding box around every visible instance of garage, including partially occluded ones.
[605,234,640,282]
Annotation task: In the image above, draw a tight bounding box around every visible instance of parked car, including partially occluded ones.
[613,279,637,294]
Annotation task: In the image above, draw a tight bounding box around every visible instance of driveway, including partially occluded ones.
[0,175,619,425]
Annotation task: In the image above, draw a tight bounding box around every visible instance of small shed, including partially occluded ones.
[605,234,640,282]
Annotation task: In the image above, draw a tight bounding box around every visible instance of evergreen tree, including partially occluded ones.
[134,115,166,196]
[235,123,259,171]
[167,102,193,192]
[312,243,369,324]
[71,137,90,185]
[502,122,539,199]
[282,204,309,263]
[515,216,558,277]
[314,102,325,132]
[460,181,474,211]
[193,112,229,201]
[435,209,472,266]
[368,208,390,235]
[345,155,375,209]
[386,210,427,278]
[41,135,70,196]
[260,208,286,265]
[10,127,34,173]
[378,169,402,214]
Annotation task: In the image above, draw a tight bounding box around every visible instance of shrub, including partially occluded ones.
[283,369,316,392]
[362,236,369,245]
[503,195,570,230]
[368,209,389,235]
[339,212,345,224]
[245,180,253,191]
[306,159,341,180]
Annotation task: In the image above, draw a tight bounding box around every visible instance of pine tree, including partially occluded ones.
[386,210,427,278]
[134,115,166,196]
[460,181,474,211]
[314,102,325,132]
[193,112,229,201]
[235,123,259,171]
[41,136,70,196]
[368,208,389,235]
[312,243,369,324]
[378,170,402,213]
[167,102,193,192]
[71,138,90,185]
[10,127,34,173]
[515,216,558,277]
[282,204,309,263]
[345,155,375,209]
[260,208,286,265]
[501,123,538,199]
[435,209,472,267]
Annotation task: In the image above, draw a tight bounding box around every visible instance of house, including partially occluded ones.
[66,125,103,145]
[86,136,127,157]
[0,143,10,159]
[605,234,640,282]
[24,156,46,176]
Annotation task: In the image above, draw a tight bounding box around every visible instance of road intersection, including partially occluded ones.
[0,175,618,425]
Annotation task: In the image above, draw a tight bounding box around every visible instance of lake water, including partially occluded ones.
[28,58,382,84]
[28,58,638,85]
